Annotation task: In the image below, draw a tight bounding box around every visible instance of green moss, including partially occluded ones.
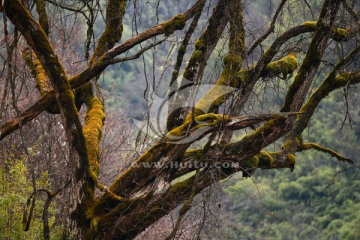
[191,67,239,117]
[194,39,206,51]
[168,119,192,137]
[258,151,275,167]
[183,49,204,80]
[183,68,193,80]
[223,53,242,70]
[90,0,126,65]
[237,68,253,87]
[195,113,229,122]
[184,149,203,161]
[163,14,186,36]
[228,1,245,56]
[265,53,298,79]
[301,21,350,42]
[170,176,194,194]
[192,50,204,61]
[182,0,228,82]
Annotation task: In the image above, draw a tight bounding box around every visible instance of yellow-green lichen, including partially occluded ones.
[167,113,229,139]
[301,21,350,42]
[22,49,50,96]
[195,113,229,123]
[192,50,204,61]
[300,142,352,163]
[301,21,317,28]
[83,97,106,175]
[90,217,99,231]
[184,149,203,162]
[332,27,350,41]
[191,69,237,117]
[170,175,194,194]
[286,154,296,165]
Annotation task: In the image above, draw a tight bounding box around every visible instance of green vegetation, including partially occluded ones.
[0,154,62,239]
[222,92,360,240]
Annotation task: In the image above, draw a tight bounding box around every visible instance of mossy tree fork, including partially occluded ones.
[1,0,359,239]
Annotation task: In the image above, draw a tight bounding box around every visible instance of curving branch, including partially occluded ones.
[299,142,353,163]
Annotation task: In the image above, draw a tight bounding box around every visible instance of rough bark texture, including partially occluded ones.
[4,0,94,235]
[1,0,359,239]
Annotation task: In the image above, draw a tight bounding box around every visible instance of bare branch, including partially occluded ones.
[247,0,288,56]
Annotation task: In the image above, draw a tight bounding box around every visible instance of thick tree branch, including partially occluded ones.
[293,45,360,137]
[89,112,301,216]
[281,0,342,112]
[4,0,94,230]
[0,41,163,140]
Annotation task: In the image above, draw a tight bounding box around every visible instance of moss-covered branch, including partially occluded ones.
[170,149,295,180]
[233,16,349,116]
[238,53,298,86]
[281,0,342,112]
[82,98,105,175]
[0,40,161,141]
[35,0,49,35]
[191,51,297,118]
[22,49,60,114]
[88,169,225,239]
[299,142,353,163]
[89,112,300,216]
[4,0,95,230]
[89,0,126,65]
[167,0,231,130]
[264,53,298,78]
[181,0,231,82]
[88,148,296,238]
[293,44,360,136]
[301,21,357,42]
[22,49,50,96]
[170,0,205,85]
[75,0,127,184]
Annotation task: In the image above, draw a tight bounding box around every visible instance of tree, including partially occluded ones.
[0,0,359,239]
